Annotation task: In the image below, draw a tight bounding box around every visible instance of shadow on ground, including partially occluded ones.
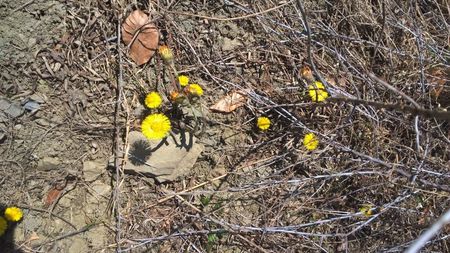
[0,205,23,253]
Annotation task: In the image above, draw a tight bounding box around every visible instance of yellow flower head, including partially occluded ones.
[178,75,189,87]
[308,81,329,102]
[303,133,319,150]
[141,113,171,140]
[0,217,7,236]
[158,45,173,62]
[257,116,271,131]
[4,206,23,222]
[359,205,373,217]
[145,92,162,109]
[187,84,204,96]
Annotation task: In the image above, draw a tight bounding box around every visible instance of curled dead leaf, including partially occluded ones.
[429,66,450,107]
[122,10,159,65]
[210,91,247,113]
[300,65,314,82]
[44,188,62,207]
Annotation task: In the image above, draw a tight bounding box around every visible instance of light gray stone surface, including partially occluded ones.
[124,131,204,182]
[83,160,105,181]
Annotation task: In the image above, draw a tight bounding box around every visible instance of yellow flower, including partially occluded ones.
[308,81,329,102]
[145,92,162,109]
[141,113,171,140]
[359,205,373,217]
[178,75,189,87]
[0,217,7,236]
[187,84,204,96]
[4,206,23,222]
[303,133,319,150]
[257,117,271,131]
[158,45,173,62]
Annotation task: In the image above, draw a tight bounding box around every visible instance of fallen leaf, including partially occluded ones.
[44,188,62,207]
[210,91,247,113]
[122,10,159,65]
[429,66,450,107]
[300,65,314,82]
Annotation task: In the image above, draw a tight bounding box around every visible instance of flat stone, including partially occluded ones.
[83,160,105,181]
[68,238,89,253]
[124,131,204,183]
[86,181,111,205]
[23,100,41,112]
[222,128,247,145]
[37,157,61,171]
[0,97,24,122]
[86,225,108,249]
[90,181,111,197]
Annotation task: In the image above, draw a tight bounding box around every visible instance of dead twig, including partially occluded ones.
[406,208,450,253]
[113,14,124,250]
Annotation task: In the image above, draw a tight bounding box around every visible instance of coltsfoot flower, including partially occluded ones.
[257,116,271,131]
[359,205,373,217]
[0,217,7,236]
[4,206,23,222]
[158,45,173,62]
[187,83,204,96]
[145,92,162,109]
[308,81,329,102]
[178,75,189,87]
[141,113,171,140]
[303,133,319,150]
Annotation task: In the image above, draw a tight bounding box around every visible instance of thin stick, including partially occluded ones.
[150,173,228,207]
[163,0,294,21]
[295,0,328,87]
[329,97,450,121]
[10,0,35,14]
[367,73,420,108]
[367,72,423,152]
[114,15,124,251]
[406,208,450,253]
[34,222,99,247]
[17,205,76,230]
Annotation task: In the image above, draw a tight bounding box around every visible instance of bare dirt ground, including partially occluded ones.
[0,0,449,252]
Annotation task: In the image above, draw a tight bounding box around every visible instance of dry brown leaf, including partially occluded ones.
[300,65,314,82]
[429,67,447,98]
[44,188,61,207]
[122,10,159,65]
[210,91,247,113]
[429,66,450,107]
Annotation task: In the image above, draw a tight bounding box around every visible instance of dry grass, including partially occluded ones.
[62,0,450,252]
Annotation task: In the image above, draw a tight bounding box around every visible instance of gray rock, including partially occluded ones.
[37,157,61,171]
[83,160,105,181]
[68,238,89,253]
[0,97,24,122]
[87,181,111,206]
[124,131,204,182]
[86,225,108,249]
[23,100,41,112]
